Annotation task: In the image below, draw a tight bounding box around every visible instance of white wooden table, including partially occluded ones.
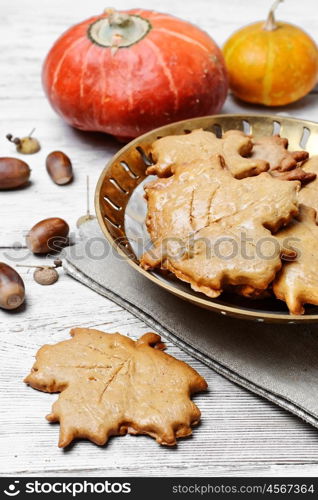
[1,0,318,477]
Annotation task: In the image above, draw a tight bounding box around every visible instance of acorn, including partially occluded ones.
[0,157,31,189]
[26,218,69,254]
[34,267,59,285]
[46,151,73,185]
[17,259,62,286]
[6,129,40,155]
[0,262,25,310]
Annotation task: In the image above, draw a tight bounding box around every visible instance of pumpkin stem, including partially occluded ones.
[106,9,131,28]
[89,9,151,50]
[264,0,284,31]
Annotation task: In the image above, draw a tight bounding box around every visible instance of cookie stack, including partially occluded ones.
[141,129,318,315]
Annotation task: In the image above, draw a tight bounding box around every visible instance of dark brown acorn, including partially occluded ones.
[0,263,25,310]
[0,157,31,189]
[26,218,69,254]
[46,151,73,185]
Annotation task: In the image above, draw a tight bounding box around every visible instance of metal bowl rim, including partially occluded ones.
[95,113,318,323]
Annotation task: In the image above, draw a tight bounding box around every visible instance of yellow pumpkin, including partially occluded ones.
[223,0,318,106]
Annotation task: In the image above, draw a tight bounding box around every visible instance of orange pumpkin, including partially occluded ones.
[42,9,228,140]
[223,0,318,106]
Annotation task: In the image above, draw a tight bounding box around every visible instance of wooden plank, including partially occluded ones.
[2,251,318,476]
[1,0,318,477]
[1,0,317,247]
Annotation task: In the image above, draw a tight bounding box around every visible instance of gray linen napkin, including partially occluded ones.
[63,220,318,428]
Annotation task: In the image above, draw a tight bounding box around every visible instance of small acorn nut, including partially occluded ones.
[0,262,25,310]
[0,157,31,189]
[6,133,40,155]
[26,218,70,254]
[46,151,73,185]
[34,267,59,286]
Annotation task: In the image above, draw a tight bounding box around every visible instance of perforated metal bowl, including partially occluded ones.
[95,114,318,323]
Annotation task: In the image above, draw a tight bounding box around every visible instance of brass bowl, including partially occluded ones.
[95,114,318,323]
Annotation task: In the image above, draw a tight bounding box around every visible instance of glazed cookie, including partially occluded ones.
[25,329,207,448]
[147,129,268,179]
[273,205,318,314]
[142,155,299,298]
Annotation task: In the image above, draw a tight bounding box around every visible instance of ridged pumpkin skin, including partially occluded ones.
[223,21,318,106]
[42,9,228,140]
